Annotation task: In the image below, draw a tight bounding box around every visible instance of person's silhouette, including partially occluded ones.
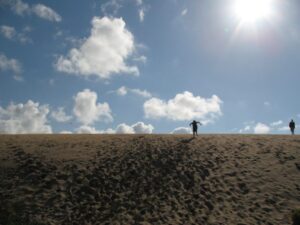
[189,120,202,137]
[289,119,296,135]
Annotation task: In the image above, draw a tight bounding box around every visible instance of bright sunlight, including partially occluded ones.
[234,0,273,23]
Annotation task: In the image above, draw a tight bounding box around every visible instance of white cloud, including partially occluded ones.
[77,126,114,134]
[133,55,147,63]
[74,121,154,134]
[101,0,122,16]
[114,86,152,98]
[139,9,145,22]
[32,4,62,22]
[0,25,32,43]
[134,0,148,22]
[0,100,52,134]
[144,91,223,123]
[100,0,148,23]
[0,53,22,77]
[17,33,31,43]
[254,123,271,134]
[60,130,72,134]
[132,122,154,134]
[54,30,63,39]
[75,123,135,134]
[64,36,84,46]
[171,127,191,134]
[264,101,271,107]
[244,125,251,131]
[3,0,61,22]
[76,125,100,134]
[89,121,154,134]
[101,128,116,134]
[181,8,188,16]
[239,125,251,133]
[0,25,16,39]
[116,123,135,134]
[11,0,30,15]
[116,86,128,96]
[278,126,290,131]
[131,88,152,98]
[51,107,72,122]
[73,89,113,125]
[55,17,139,79]
[270,120,283,127]
[239,120,291,134]
[115,121,154,134]
[0,53,21,73]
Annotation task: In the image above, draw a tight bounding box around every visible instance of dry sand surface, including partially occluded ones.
[0,134,299,225]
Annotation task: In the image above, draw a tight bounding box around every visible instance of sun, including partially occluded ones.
[234,0,272,23]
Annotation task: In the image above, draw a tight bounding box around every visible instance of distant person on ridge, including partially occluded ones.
[189,120,202,137]
[289,119,296,135]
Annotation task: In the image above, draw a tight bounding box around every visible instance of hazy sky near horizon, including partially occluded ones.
[0,0,300,134]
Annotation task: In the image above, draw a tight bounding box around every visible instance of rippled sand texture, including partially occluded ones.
[0,134,299,225]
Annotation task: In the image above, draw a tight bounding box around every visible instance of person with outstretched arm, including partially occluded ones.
[289,119,296,135]
[189,120,202,137]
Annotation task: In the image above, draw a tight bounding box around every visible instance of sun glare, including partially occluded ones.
[234,0,272,23]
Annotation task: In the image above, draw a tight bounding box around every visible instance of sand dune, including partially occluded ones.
[0,134,299,225]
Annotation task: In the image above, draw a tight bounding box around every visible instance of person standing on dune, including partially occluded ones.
[189,120,202,137]
[289,119,296,135]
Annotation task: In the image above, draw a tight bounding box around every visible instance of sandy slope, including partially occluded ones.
[0,134,299,225]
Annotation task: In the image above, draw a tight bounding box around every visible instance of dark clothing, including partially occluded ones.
[289,121,295,129]
[189,121,202,137]
[190,121,198,131]
[289,121,295,135]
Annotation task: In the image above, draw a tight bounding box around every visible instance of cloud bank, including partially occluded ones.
[0,100,52,134]
[254,123,271,134]
[171,127,191,134]
[239,120,290,134]
[109,122,154,134]
[75,122,154,134]
[144,91,223,123]
[75,125,100,134]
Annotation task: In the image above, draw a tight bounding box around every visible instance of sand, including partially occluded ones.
[0,134,299,225]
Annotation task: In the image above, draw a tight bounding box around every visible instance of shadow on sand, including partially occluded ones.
[180,137,194,144]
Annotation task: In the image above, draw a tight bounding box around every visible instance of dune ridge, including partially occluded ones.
[0,134,299,225]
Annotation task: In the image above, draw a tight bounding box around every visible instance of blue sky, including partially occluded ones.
[0,0,299,134]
